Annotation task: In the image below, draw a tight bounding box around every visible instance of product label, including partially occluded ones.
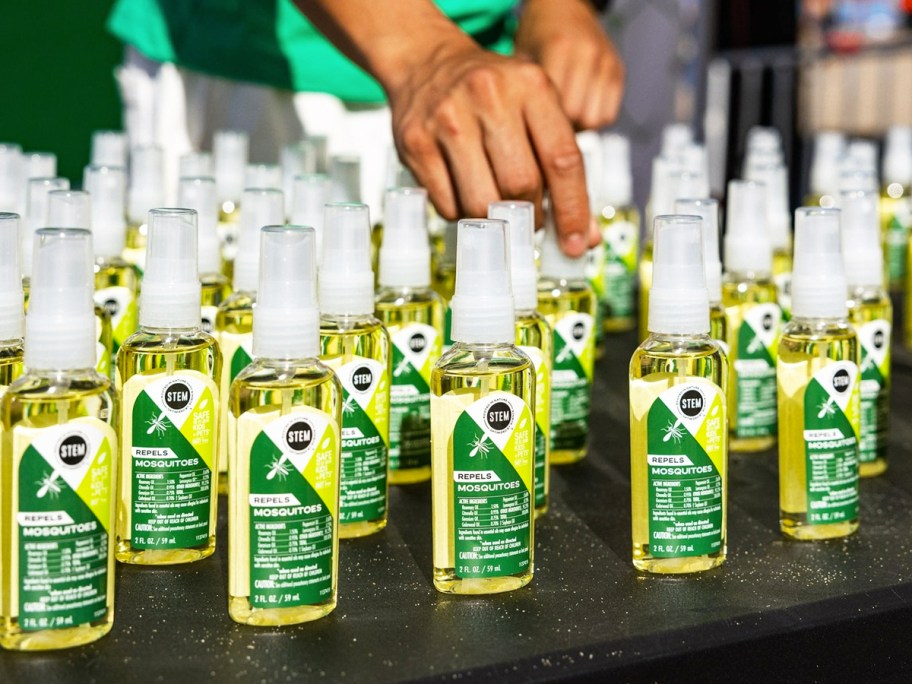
[14,419,116,631]
[519,345,551,508]
[585,246,606,337]
[241,408,339,608]
[452,391,533,578]
[326,357,389,523]
[95,312,111,378]
[733,303,781,439]
[774,272,792,319]
[126,371,218,548]
[857,320,890,464]
[389,323,440,471]
[550,312,594,429]
[219,331,253,475]
[201,305,218,335]
[885,198,911,283]
[94,285,138,353]
[601,219,638,320]
[646,380,726,558]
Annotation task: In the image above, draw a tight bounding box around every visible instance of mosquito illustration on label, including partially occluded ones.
[555,343,574,364]
[663,419,685,443]
[342,395,357,416]
[267,454,291,480]
[146,412,169,436]
[817,396,837,419]
[393,355,412,378]
[860,352,876,374]
[468,433,492,458]
[37,470,62,498]
[745,331,764,355]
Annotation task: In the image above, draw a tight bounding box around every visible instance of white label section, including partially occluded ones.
[656,379,722,443]
[463,392,530,454]
[391,323,438,378]
[25,422,113,500]
[742,302,781,353]
[137,374,214,431]
[260,411,334,476]
[554,312,594,362]
[858,319,891,373]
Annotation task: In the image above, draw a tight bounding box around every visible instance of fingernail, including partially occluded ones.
[560,231,587,257]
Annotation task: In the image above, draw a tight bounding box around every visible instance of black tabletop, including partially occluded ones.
[4,321,912,683]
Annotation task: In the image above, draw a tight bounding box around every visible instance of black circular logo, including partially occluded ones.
[351,365,374,392]
[485,400,514,433]
[409,333,427,353]
[163,380,193,411]
[58,434,88,467]
[103,298,120,317]
[873,330,885,349]
[572,321,586,340]
[285,420,314,452]
[201,316,214,333]
[762,313,774,331]
[832,368,851,393]
[678,388,705,418]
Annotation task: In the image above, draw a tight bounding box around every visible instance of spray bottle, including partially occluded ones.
[22,176,69,300]
[213,130,249,279]
[747,162,793,315]
[676,199,725,350]
[0,213,24,391]
[882,126,912,290]
[123,145,164,273]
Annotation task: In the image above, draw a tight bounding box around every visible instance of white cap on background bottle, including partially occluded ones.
[0,144,22,212]
[281,142,318,206]
[319,203,374,316]
[84,165,127,259]
[661,123,693,159]
[839,167,878,194]
[23,177,70,278]
[676,198,722,306]
[91,130,128,168]
[47,190,91,229]
[724,179,772,275]
[791,207,847,319]
[539,210,586,281]
[746,162,791,252]
[178,177,222,276]
[846,139,879,177]
[245,163,283,192]
[450,218,514,344]
[140,208,201,329]
[668,170,710,207]
[883,125,912,187]
[489,200,537,312]
[384,147,417,190]
[840,190,883,290]
[0,213,24,341]
[26,228,96,370]
[600,133,633,207]
[649,214,709,335]
[254,226,319,359]
[810,130,846,197]
[128,145,164,225]
[577,131,602,213]
[179,151,213,180]
[233,188,285,294]
[330,155,362,203]
[648,156,673,230]
[746,126,782,155]
[378,187,430,288]
[19,153,57,217]
[213,130,249,206]
[290,174,331,258]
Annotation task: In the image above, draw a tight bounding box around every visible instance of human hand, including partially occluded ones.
[515,0,625,131]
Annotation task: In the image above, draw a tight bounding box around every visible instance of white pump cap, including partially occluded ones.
[290,174,330,257]
[140,208,201,329]
[791,207,847,319]
[846,139,879,176]
[669,170,710,207]
[810,130,846,196]
[648,215,710,335]
[379,187,430,288]
[577,131,602,213]
[883,126,912,186]
[23,177,70,278]
[253,226,319,359]
[600,133,632,206]
[839,190,883,290]
[0,213,24,341]
[746,162,791,250]
[213,130,249,204]
[839,167,878,193]
[128,145,164,224]
[178,177,222,275]
[179,151,213,180]
[305,136,329,175]
[489,200,537,312]
[661,124,693,158]
[91,130,127,168]
[676,199,721,305]
[20,153,57,217]
[233,188,285,293]
[540,210,586,281]
[26,228,96,370]
[319,203,374,315]
[330,155,361,202]
[281,142,318,206]
[746,126,782,154]
[47,190,91,229]
[84,165,127,258]
[450,219,514,344]
[0,144,22,212]
[724,179,772,275]
[245,164,282,192]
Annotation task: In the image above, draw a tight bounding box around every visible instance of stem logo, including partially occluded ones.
[285,420,314,453]
[409,332,427,353]
[873,329,885,350]
[162,380,193,411]
[351,365,374,393]
[484,399,514,433]
[572,321,586,340]
[678,388,706,419]
[102,297,120,318]
[57,433,89,467]
[832,368,851,394]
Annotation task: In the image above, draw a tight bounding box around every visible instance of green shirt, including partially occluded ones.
[108,0,517,104]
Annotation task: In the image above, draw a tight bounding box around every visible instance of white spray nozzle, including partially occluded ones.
[245,163,283,192]
[91,130,127,168]
[0,213,23,341]
[384,146,417,190]
[883,125,912,186]
[23,177,70,278]
[488,200,537,313]
[577,131,603,213]
[128,145,164,224]
[24,152,56,180]
[724,179,772,275]
[846,139,879,174]
[661,124,693,158]
[179,151,213,179]
[178,177,222,276]
[84,165,127,258]
[676,199,722,305]
[839,167,878,193]
[213,130,249,204]
[330,155,362,202]
[450,218,514,344]
[282,142,318,207]
[233,188,285,294]
[319,203,374,316]
[839,190,883,290]
[669,169,710,206]
[746,126,782,154]
[649,214,709,335]
[47,190,91,229]
[0,144,22,212]
[810,130,846,196]
[539,209,586,281]
[253,226,319,359]
[379,187,430,288]
[26,228,96,370]
[600,133,632,207]
[791,207,847,319]
[140,208,201,329]
[290,174,330,258]
[745,162,791,251]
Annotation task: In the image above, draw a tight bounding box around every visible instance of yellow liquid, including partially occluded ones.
[638,240,653,343]
[375,289,445,484]
[515,311,552,517]
[722,275,780,452]
[598,204,640,333]
[95,305,114,379]
[95,257,141,354]
[1,369,117,650]
[880,183,911,291]
[710,302,727,348]
[320,315,391,538]
[370,222,383,287]
[778,320,859,540]
[629,334,728,573]
[218,202,241,284]
[431,343,534,594]
[0,343,24,392]
[122,221,147,273]
[847,291,892,478]
[116,329,222,564]
[228,358,342,625]
[537,278,596,465]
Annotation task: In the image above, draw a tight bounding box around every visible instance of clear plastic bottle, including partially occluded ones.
[123,145,164,274]
[22,176,69,300]
[746,162,793,316]
[0,213,24,392]
[90,130,127,168]
[804,131,845,208]
[676,199,726,350]
[882,126,912,291]
[213,130,249,280]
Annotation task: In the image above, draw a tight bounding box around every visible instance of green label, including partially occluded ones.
[550,312,594,436]
[803,361,860,524]
[242,409,338,609]
[452,391,533,578]
[335,357,389,523]
[95,313,111,378]
[646,381,726,558]
[733,303,780,439]
[389,323,440,471]
[857,320,890,464]
[128,371,218,549]
[219,330,253,476]
[95,285,138,353]
[601,219,638,319]
[885,202,910,283]
[519,345,551,508]
[15,419,115,631]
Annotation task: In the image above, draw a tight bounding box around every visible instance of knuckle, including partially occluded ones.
[501,168,541,199]
[399,121,433,158]
[465,66,504,104]
[432,100,463,139]
[517,62,551,91]
[547,145,585,178]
